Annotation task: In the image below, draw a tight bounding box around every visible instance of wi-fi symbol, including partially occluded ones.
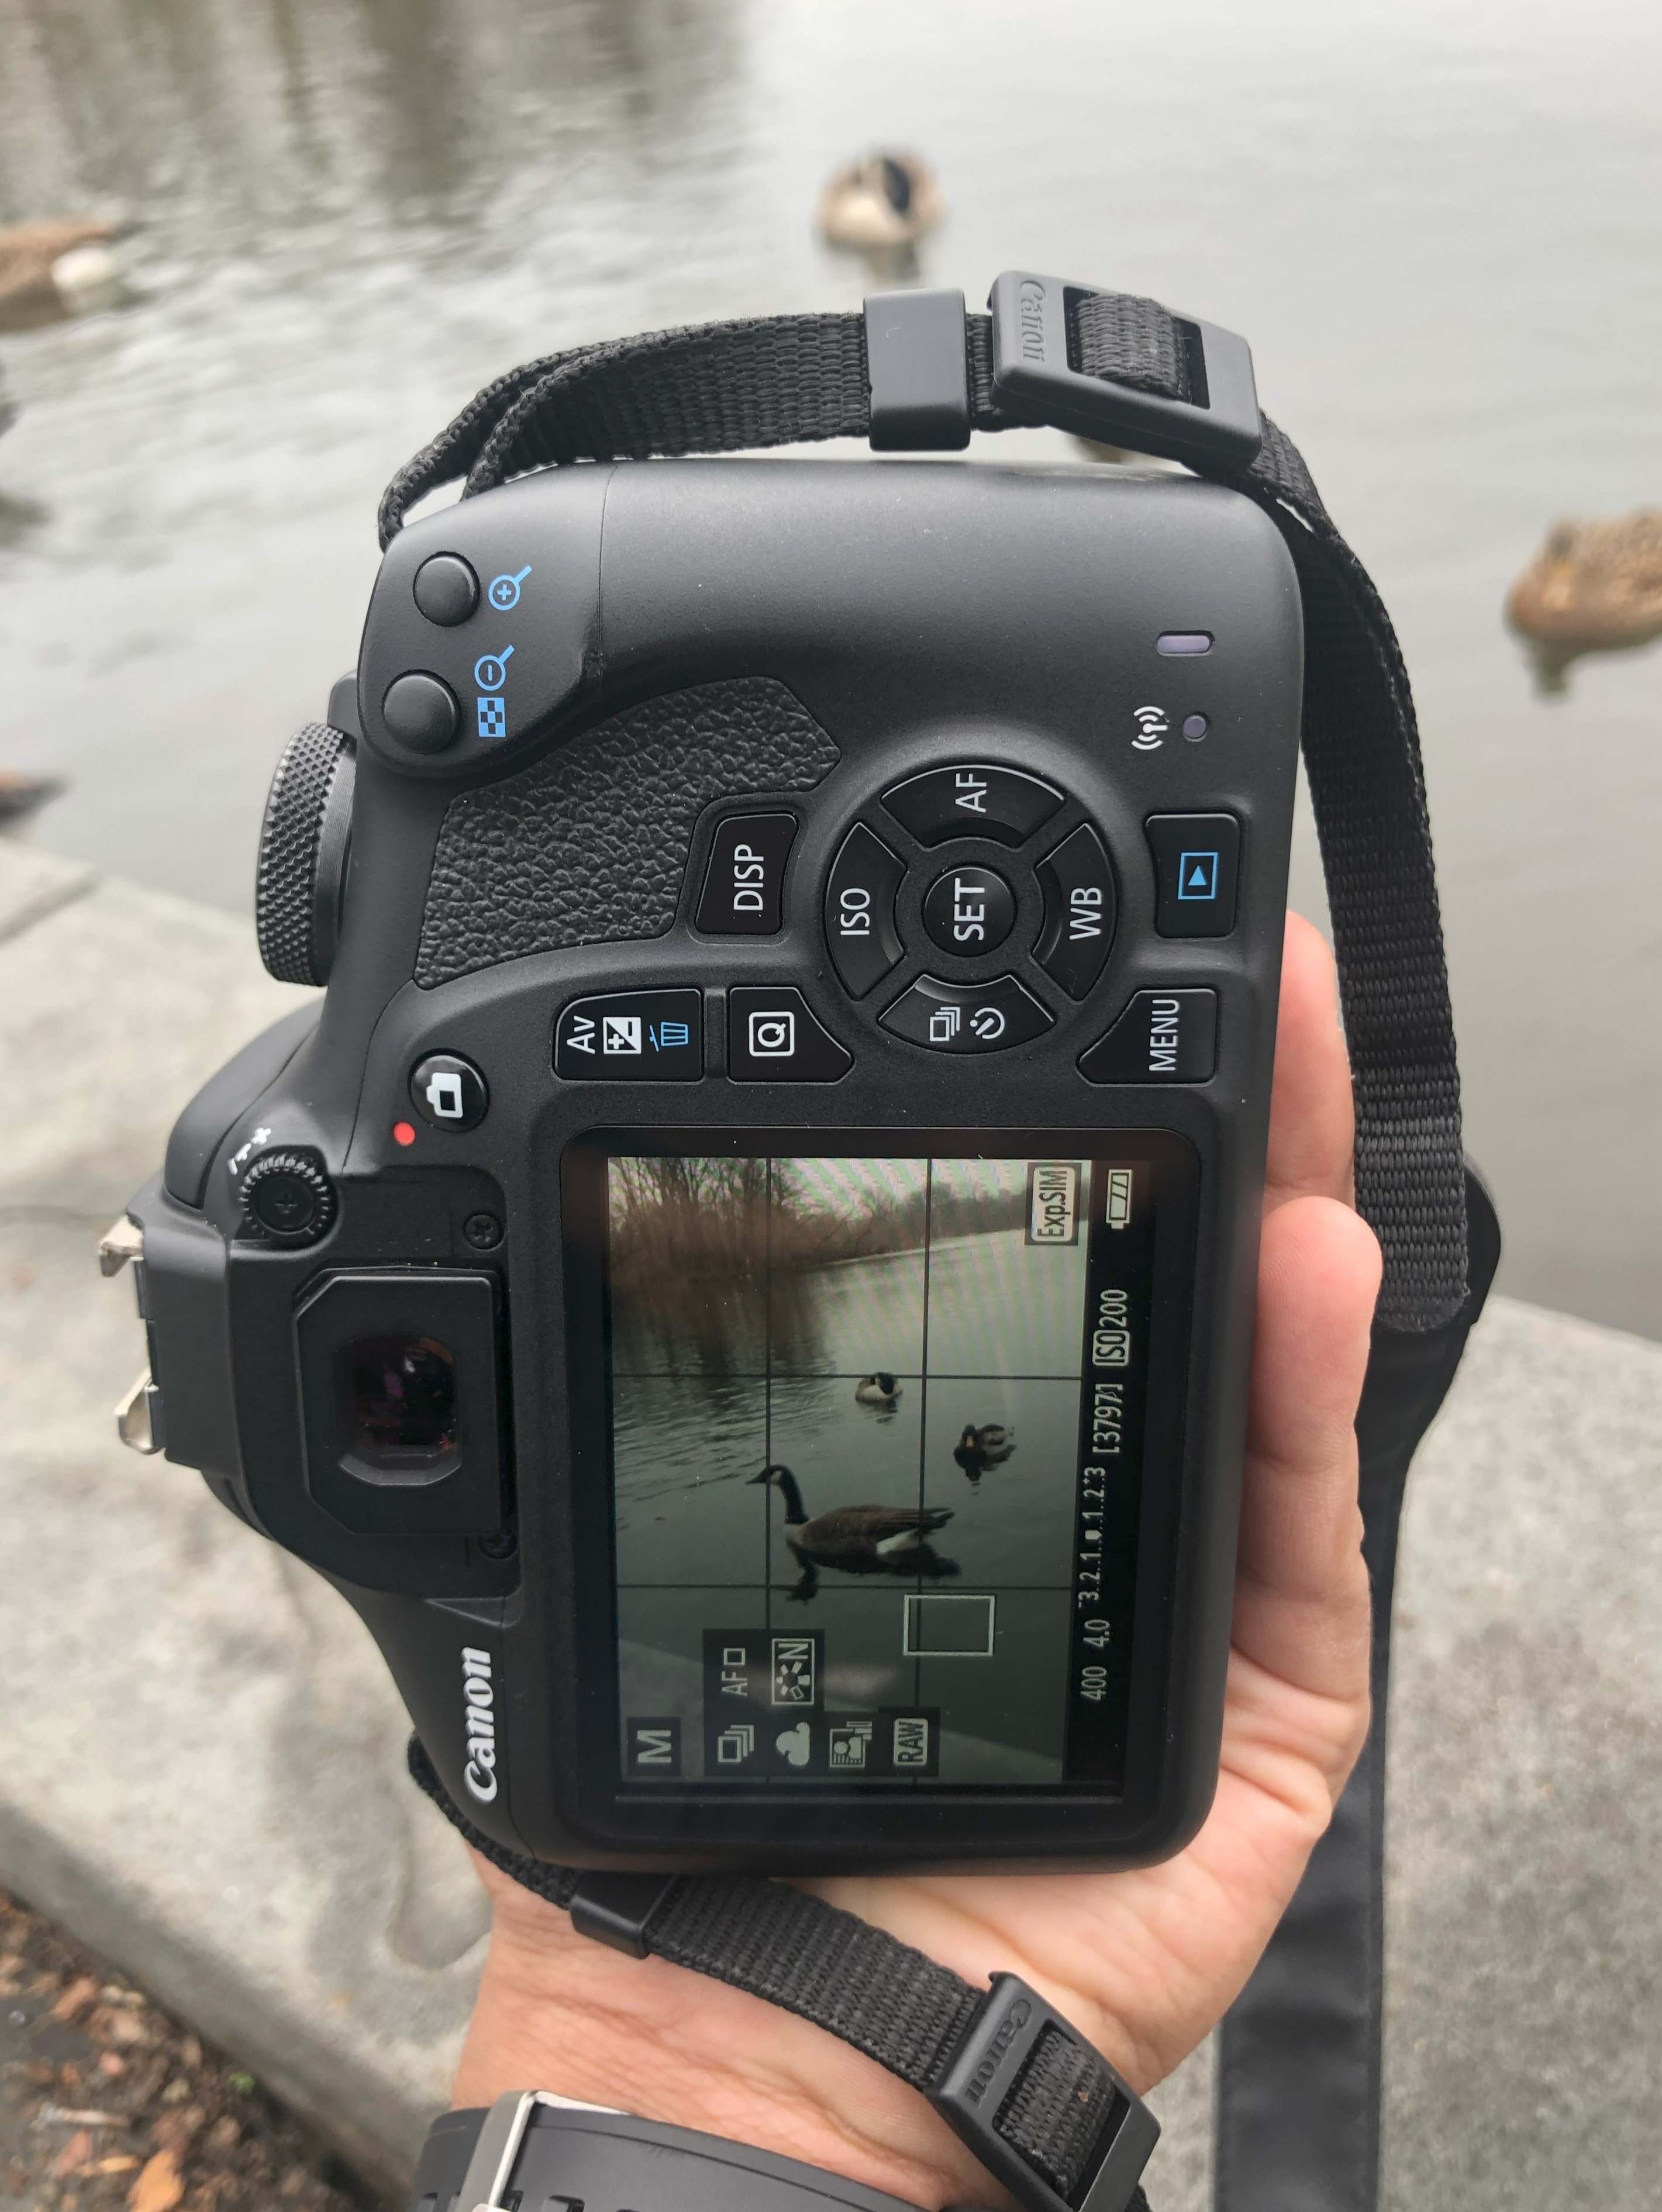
[1132,705,1168,751]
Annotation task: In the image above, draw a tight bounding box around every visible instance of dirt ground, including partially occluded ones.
[0,1890,388,2212]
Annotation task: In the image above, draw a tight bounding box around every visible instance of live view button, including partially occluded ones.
[1078,989,1217,1084]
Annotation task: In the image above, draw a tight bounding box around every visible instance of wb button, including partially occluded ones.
[728,988,851,1082]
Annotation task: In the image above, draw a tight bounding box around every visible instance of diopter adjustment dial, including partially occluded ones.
[256,723,356,986]
[240,1150,337,1245]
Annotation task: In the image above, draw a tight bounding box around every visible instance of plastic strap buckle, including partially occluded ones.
[926,1974,1158,2212]
[988,269,1261,471]
[864,288,973,451]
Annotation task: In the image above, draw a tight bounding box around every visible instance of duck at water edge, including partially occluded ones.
[854,1372,901,1407]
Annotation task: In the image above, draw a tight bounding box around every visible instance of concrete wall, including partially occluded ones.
[1,838,1656,2205]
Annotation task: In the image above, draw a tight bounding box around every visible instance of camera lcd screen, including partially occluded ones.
[583,1143,1195,1795]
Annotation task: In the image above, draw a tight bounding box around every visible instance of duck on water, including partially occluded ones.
[854,1372,901,1407]
[749,1464,957,1603]
[953,1423,1015,1483]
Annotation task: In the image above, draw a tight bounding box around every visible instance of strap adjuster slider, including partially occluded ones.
[988,269,1261,471]
[926,1973,1158,2212]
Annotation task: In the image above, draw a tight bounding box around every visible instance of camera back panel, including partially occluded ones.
[170,458,1304,1870]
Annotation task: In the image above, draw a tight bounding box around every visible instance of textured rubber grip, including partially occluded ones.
[255,723,355,985]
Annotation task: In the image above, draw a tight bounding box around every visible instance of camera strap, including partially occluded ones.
[392,275,1493,2212]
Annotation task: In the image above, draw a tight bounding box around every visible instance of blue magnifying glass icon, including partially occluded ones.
[488,565,532,611]
[474,645,515,689]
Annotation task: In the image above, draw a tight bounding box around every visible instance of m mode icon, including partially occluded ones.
[1025,1161,1081,1245]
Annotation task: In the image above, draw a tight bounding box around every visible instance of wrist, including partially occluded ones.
[453,1871,1006,2212]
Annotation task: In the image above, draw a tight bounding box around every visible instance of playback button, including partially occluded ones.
[881,973,1052,1054]
[554,989,702,1079]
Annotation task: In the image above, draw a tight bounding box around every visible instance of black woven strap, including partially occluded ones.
[408,1739,1151,2212]
[381,283,1464,1328]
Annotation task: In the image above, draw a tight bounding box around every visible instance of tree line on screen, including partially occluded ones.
[608,1157,1025,1289]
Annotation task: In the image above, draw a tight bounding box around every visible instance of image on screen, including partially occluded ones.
[602,1151,1160,1791]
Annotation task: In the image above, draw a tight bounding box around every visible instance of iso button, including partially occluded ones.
[825,824,905,996]
[410,1053,489,1130]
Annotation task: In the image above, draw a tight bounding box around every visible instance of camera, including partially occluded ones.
[117,437,1305,1872]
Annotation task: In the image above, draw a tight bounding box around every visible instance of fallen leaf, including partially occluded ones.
[51,1976,99,2023]
[89,2156,141,2177]
[50,2128,93,2178]
[129,2148,185,2212]
[97,2054,127,2079]
[180,2038,202,2071]
[102,2012,150,2049]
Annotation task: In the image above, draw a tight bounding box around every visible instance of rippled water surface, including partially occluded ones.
[2,0,1660,1331]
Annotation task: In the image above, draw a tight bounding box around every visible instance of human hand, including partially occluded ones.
[454,911,1381,2208]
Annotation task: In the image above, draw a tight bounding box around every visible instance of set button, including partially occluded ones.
[825,824,906,996]
[1145,813,1240,936]
[920,860,1015,957]
[881,973,1052,1054]
[881,764,1063,848]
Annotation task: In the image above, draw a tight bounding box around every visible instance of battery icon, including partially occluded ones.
[1106,1169,1134,1229]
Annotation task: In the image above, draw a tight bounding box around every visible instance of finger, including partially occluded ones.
[1266,912,1354,1208]
[1232,1192,1378,1703]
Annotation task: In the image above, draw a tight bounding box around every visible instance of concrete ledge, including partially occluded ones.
[0,840,1656,2205]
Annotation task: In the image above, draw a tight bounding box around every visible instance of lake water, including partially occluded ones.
[2,0,1659,1334]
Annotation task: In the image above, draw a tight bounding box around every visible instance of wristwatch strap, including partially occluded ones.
[411,2096,958,2212]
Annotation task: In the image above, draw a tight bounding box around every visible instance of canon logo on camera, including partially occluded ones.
[461,1646,499,1802]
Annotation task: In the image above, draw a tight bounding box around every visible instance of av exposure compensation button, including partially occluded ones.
[1078,990,1218,1084]
[881,764,1063,848]
[555,990,703,1080]
[1035,823,1117,997]
[1145,813,1241,937]
[695,814,797,935]
[920,860,1016,957]
[728,988,852,1082]
[825,824,906,996]
[881,973,1053,1055]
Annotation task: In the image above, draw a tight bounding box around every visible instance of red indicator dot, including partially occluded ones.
[392,1120,416,1147]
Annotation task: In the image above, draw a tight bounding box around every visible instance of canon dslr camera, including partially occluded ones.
[106,275,1464,1877]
